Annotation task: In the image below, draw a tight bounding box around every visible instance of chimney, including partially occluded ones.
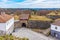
[1,12,5,15]
[0,12,6,17]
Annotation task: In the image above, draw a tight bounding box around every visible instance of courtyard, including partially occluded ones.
[12,28,58,40]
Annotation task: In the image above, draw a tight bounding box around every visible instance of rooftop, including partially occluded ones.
[52,19,60,26]
[47,11,60,16]
[0,12,13,23]
[20,14,30,20]
[29,15,52,21]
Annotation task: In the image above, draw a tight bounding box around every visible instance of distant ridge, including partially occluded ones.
[0,8,60,10]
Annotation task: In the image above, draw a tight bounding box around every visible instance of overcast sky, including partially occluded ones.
[0,0,60,8]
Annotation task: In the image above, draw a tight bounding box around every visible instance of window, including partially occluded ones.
[55,27,57,29]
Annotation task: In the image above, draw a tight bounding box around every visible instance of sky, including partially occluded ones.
[0,0,60,8]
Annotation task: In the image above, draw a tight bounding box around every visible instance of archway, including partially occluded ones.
[22,23,26,27]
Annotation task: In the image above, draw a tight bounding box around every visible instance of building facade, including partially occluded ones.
[0,12,14,35]
[19,14,30,27]
[51,20,60,39]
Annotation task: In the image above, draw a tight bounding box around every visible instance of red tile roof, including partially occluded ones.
[0,13,13,23]
[36,10,50,15]
[20,14,30,20]
[52,20,60,26]
[23,10,32,14]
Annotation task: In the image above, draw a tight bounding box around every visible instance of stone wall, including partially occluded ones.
[46,15,60,20]
[28,20,51,29]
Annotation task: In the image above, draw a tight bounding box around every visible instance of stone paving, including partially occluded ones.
[12,28,58,40]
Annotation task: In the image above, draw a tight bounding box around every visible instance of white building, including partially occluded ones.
[0,12,14,35]
[51,19,60,39]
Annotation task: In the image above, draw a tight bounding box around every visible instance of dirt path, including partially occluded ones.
[12,28,57,40]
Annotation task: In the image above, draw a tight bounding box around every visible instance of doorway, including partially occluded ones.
[22,23,26,27]
[54,33,57,37]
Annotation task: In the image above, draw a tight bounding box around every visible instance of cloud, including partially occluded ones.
[2,0,8,2]
[0,0,60,8]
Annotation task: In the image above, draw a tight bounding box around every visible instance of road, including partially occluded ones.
[12,28,58,40]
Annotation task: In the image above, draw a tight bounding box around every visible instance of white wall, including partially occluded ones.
[6,17,14,31]
[51,24,60,32]
[0,23,6,31]
[6,24,14,35]
[0,17,14,35]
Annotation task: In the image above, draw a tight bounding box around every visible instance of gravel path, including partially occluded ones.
[12,28,58,40]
